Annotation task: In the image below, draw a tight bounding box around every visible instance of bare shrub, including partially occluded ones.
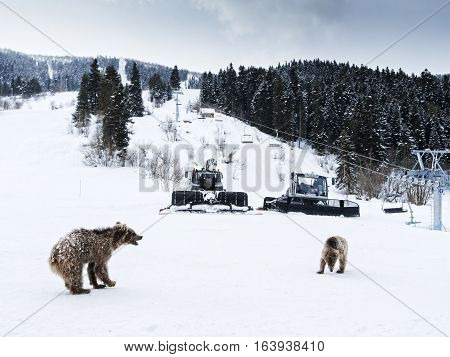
[215,125,228,156]
[14,99,23,110]
[407,185,432,206]
[140,145,183,191]
[160,116,177,142]
[82,125,119,167]
[272,148,286,161]
[1,98,11,110]
[276,165,285,183]
[223,146,238,164]
[356,168,388,200]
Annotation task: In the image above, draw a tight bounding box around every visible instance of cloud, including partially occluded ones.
[190,0,348,39]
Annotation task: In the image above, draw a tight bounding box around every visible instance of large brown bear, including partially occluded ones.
[49,222,142,294]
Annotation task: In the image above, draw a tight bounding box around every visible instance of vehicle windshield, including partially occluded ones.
[296,176,326,196]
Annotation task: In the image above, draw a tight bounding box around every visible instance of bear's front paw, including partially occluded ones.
[316,271,324,274]
[336,270,344,274]
[107,280,116,287]
[94,284,106,289]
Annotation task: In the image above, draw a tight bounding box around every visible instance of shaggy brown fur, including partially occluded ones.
[317,236,348,274]
[49,222,143,294]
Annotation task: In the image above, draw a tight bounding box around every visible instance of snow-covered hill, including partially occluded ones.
[0,90,449,337]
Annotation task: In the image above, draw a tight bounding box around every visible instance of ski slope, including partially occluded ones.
[0,90,449,337]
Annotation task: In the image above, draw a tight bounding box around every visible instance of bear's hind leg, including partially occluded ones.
[88,262,106,289]
[337,255,347,274]
[63,263,90,294]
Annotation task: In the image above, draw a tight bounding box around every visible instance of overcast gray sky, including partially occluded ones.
[0,0,449,74]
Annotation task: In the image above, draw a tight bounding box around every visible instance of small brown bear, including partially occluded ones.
[49,222,143,294]
[317,236,348,274]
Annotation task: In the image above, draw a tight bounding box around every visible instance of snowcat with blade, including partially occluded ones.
[261,172,360,217]
[160,159,252,214]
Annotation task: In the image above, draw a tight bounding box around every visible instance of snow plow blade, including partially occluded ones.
[262,196,360,217]
[160,191,254,214]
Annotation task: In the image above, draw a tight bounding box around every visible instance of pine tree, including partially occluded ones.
[336,127,359,194]
[388,100,413,159]
[224,63,237,113]
[322,85,341,147]
[272,76,286,132]
[236,65,247,117]
[103,82,131,163]
[72,74,90,135]
[87,58,102,114]
[288,66,301,137]
[98,66,121,116]
[148,73,166,105]
[429,115,442,149]
[128,62,144,117]
[251,69,275,133]
[305,80,325,145]
[200,72,213,106]
[166,83,173,101]
[170,65,181,90]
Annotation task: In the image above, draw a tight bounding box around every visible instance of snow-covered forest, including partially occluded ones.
[0,48,196,95]
[199,62,450,180]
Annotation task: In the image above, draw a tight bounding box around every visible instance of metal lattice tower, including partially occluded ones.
[405,149,450,231]
[173,90,183,141]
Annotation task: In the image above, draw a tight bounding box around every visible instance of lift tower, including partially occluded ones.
[404,149,450,231]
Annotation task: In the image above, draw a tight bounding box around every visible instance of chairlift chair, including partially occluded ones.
[382,193,407,213]
[269,130,282,148]
[241,127,253,144]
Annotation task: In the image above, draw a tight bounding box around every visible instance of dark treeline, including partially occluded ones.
[0,76,42,97]
[0,49,194,94]
[200,60,450,193]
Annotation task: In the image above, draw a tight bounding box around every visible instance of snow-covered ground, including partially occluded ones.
[0,90,449,337]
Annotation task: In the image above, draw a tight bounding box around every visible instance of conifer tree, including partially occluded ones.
[251,69,275,133]
[148,73,166,105]
[128,62,144,117]
[98,66,121,116]
[87,58,102,114]
[272,76,286,132]
[72,74,90,135]
[336,127,359,194]
[170,65,181,90]
[224,63,237,113]
[166,83,173,101]
[103,82,131,163]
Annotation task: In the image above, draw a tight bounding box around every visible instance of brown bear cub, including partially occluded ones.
[49,222,143,294]
[317,236,348,274]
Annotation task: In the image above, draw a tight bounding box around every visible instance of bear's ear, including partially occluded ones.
[115,222,127,232]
